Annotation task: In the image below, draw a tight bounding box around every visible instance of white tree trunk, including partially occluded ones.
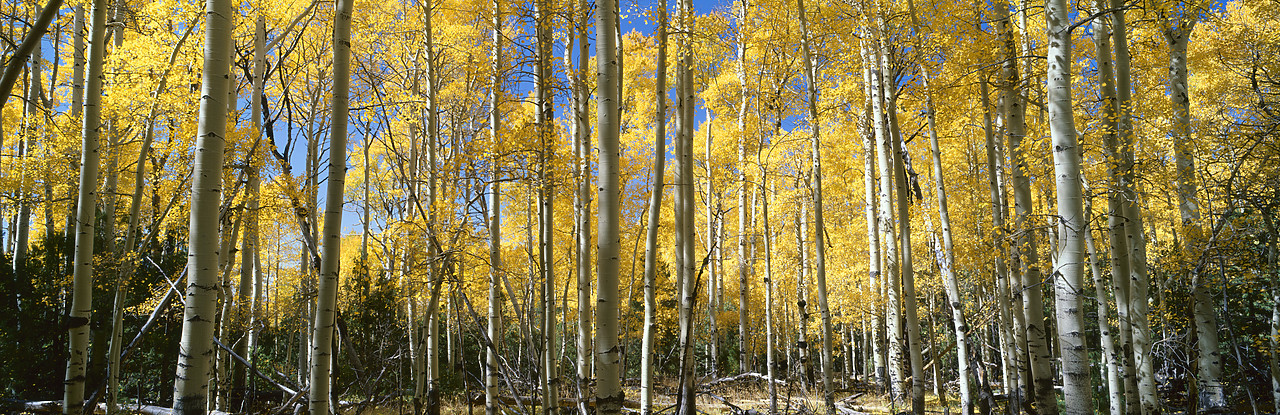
[171,0,232,412]
[639,1,668,411]
[594,0,624,409]
[796,0,834,412]
[306,0,353,411]
[923,69,972,415]
[1044,0,1094,410]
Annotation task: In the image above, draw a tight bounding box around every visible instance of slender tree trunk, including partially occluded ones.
[734,0,752,376]
[639,2,668,411]
[533,0,558,408]
[171,0,232,412]
[231,15,266,412]
[1089,6,1128,412]
[307,0,353,411]
[62,1,106,412]
[858,43,886,391]
[1107,2,1155,411]
[486,3,503,409]
[995,0,1055,411]
[594,0,623,408]
[570,0,592,408]
[796,1,834,412]
[923,68,973,415]
[1044,0,1095,410]
[763,181,778,415]
[1085,179,1123,415]
[867,29,905,405]
[422,1,443,412]
[674,0,698,410]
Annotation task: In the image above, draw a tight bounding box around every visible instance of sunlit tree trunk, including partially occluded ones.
[923,68,972,415]
[1044,0,1094,410]
[639,1,668,411]
[1089,6,1127,412]
[307,0,353,411]
[867,29,905,404]
[1161,15,1222,411]
[170,0,231,412]
[995,0,1054,411]
[674,0,698,410]
[485,3,503,409]
[533,0,558,409]
[858,43,886,391]
[570,0,593,408]
[734,0,752,376]
[763,181,778,414]
[62,1,105,412]
[594,0,623,409]
[1085,180,1123,415]
[796,0,834,412]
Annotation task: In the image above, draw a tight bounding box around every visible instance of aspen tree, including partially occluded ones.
[230,15,266,411]
[995,0,1055,411]
[422,0,444,412]
[534,0,558,409]
[674,0,698,409]
[485,3,504,412]
[763,181,778,414]
[735,0,752,374]
[171,0,231,412]
[857,41,886,391]
[307,0,354,411]
[1089,3,1128,411]
[866,27,905,403]
[923,68,973,415]
[639,0,668,410]
[594,0,624,408]
[1044,0,1094,409]
[62,0,106,412]
[797,0,834,411]
[570,0,593,406]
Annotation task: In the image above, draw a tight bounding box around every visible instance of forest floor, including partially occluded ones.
[419,374,956,415]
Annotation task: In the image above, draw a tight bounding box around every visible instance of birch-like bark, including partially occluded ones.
[796,0,834,412]
[307,0,353,411]
[674,0,698,410]
[995,0,1055,410]
[62,1,106,412]
[171,0,231,412]
[1089,5,1127,412]
[485,3,503,410]
[423,1,444,412]
[923,68,972,415]
[594,0,624,408]
[763,181,778,415]
[571,0,593,407]
[858,42,885,391]
[867,30,905,403]
[533,0,558,409]
[639,1,668,411]
[1044,0,1094,410]
[1107,1,1156,410]
[734,0,752,376]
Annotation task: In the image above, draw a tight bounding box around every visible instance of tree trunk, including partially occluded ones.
[62,1,106,412]
[306,0,353,411]
[570,0,592,409]
[0,0,62,113]
[995,0,1055,411]
[486,2,503,409]
[639,1,668,411]
[171,0,232,412]
[867,29,905,404]
[923,67,973,415]
[796,1,834,413]
[1089,5,1128,412]
[858,43,886,392]
[735,0,752,376]
[674,0,698,410]
[763,181,778,415]
[594,0,623,409]
[1044,0,1095,410]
